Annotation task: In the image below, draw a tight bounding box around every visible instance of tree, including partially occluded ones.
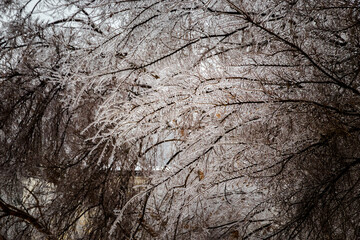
[1,0,360,239]
[1,1,138,239]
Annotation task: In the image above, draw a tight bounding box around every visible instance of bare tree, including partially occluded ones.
[1,0,360,239]
[84,0,358,239]
[1,1,139,239]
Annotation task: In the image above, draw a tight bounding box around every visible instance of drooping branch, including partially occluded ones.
[0,198,54,240]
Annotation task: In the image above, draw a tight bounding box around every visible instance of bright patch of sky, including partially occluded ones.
[23,0,77,23]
